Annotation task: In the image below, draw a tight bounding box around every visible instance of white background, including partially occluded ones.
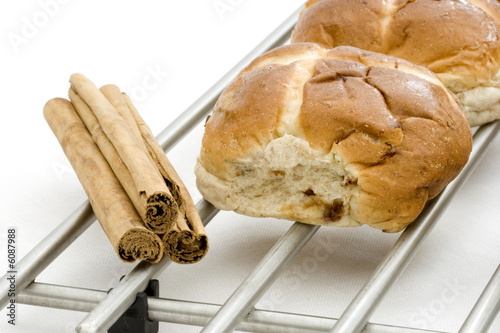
[1,1,499,332]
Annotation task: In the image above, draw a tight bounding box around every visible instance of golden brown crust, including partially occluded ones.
[467,0,500,23]
[299,59,402,153]
[293,0,385,52]
[201,51,305,179]
[196,44,472,232]
[292,0,500,91]
[389,0,500,85]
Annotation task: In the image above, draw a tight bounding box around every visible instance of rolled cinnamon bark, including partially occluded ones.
[69,73,178,234]
[98,84,145,151]
[43,98,164,263]
[122,93,209,264]
[162,221,209,264]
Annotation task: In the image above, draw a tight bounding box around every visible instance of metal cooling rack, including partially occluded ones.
[1,5,500,333]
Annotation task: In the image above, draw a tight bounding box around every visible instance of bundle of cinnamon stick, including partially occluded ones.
[44,73,208,264]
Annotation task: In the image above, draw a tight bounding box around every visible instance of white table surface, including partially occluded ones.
[1,1,499,332]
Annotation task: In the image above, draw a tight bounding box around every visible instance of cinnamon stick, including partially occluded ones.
[122,93,209,263]
[69,73,178,234]
[43,98,164,263]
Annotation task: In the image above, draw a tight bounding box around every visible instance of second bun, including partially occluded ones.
[291,0,500,126]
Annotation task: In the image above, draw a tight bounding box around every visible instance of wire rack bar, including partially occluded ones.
[0,201,94,309]
[459,264,500,333]
[75,199,218,333]
[329,120,500,333]
[18,282,448,333]
[75,259,170,333]
[155,5,302,153]
[201,223,320,333]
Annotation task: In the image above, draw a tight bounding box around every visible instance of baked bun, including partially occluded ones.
[195,43,472,232]
[291,0,500,127]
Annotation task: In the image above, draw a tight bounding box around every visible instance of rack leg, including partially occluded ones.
[108,279,159,333]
